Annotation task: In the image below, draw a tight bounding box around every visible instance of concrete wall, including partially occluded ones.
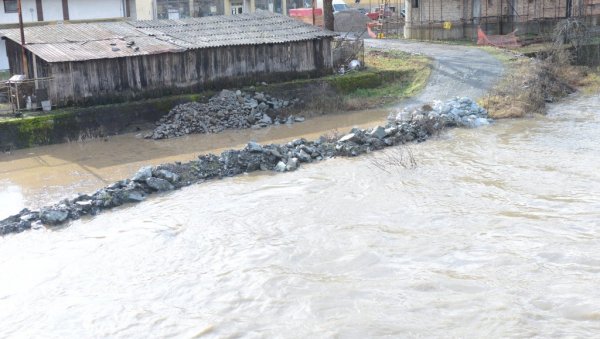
[128,0,137,18]
[0,0,37,70]
[0,0,39,23]
[135,0,155,19]
[68,0,126,20]
[0,0,130,23]
[0,0,129,70]
[0,40,7,70]
[42,0,65,21]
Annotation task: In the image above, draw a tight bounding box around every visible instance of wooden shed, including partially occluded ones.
[0,12,336,107]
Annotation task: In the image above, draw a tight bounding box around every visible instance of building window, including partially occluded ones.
[157,0,207,19]
[411,0,418,8]
[4,0,18,13]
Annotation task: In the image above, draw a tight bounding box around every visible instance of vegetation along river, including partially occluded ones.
[0,94,599,337]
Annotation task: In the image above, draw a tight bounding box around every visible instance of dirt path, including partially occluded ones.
[366,39,505,107]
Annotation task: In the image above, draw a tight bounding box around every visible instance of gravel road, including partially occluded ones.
[366,39,505,107]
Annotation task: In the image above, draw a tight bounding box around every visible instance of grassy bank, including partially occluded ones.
[340,50,431,108]
[479,46,600,119]
[261,49,431,116]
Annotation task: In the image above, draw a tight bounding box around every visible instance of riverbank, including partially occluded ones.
[0,50,430,151]
[477,45,600,119]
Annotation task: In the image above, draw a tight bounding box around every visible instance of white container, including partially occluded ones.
[41,100,52,112]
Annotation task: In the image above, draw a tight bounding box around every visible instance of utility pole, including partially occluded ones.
[17,0,29,78]
[312,0,316,25]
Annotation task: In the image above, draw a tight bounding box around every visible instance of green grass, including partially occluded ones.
[252,49,432,113]
[340,50,431,107]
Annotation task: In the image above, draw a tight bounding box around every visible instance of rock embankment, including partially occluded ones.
[147,89,304,139]
[1,98,490,236]
[393,97,490,128]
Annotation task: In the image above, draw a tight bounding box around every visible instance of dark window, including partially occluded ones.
[4,0,18,13]
[411,0,419,8]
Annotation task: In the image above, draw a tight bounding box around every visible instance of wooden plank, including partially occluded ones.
[62,0,69,20]
[36,0,43,21]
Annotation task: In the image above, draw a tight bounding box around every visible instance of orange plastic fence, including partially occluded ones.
[477,27,521,48]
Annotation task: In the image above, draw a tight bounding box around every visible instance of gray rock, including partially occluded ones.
[125,190,146,202]
[286,158,299,171]
[297,149,311,162]
[260,114,272,124]
[274,161,287,172]
[368,126,387,140]
[40,209,69,225]
[338,133,357,143]
[132,166,153,182]
[146,177,174,192]
[294,116,305,123]
[384,126,397,136]
[156,169,180,183]
[75,200,93,206]
[268,149,283,158]
[246,141,263,153]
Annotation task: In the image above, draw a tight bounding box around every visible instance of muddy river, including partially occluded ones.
[1,94,599,337]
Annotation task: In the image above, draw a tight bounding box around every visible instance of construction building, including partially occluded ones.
[404,0,600,40]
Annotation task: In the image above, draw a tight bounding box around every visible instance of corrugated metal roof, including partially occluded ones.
[24,37,185,62]
[0,12,336,63]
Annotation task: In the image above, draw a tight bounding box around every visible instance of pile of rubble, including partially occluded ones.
[390,97,490,128]
[1,97,491,235]
[147,89,305,139]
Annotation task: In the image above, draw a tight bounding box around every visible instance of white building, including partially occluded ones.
[0,0,136,70]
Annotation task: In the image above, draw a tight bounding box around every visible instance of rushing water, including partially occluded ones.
[1,95,599,337]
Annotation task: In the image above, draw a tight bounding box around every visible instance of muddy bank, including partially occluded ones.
[0,97,489,236]
[0,93,213,151]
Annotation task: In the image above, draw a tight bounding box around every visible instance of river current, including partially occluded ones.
[0,94,599,337]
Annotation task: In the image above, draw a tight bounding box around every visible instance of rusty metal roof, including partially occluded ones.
[0,12,335,63]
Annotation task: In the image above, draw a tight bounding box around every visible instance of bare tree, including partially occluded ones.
[324,0,334,31]
[368,146,417,174]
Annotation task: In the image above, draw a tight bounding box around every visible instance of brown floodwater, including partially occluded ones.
[0,107,392,219]
[0,94,599,337]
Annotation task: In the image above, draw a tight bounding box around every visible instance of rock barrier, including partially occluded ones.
[147,89,304,139]
[0,98,490,236]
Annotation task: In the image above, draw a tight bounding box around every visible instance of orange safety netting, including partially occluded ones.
[477,27,521,48]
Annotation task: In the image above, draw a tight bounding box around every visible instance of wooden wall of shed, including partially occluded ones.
[5,39,50,78]
[46,38,333,107]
